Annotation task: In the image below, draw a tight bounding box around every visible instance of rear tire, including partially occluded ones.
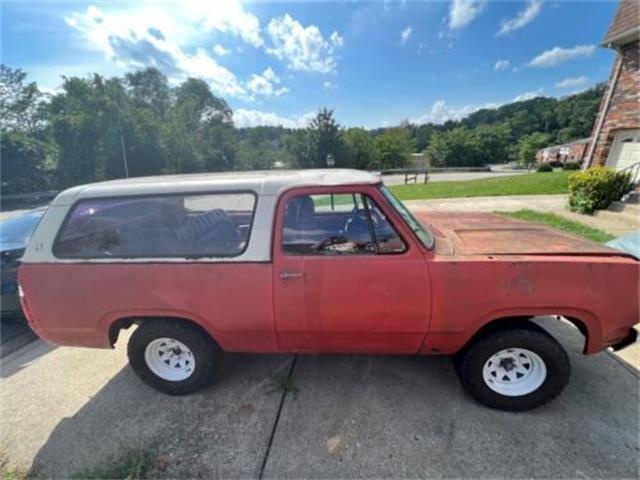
[454,323,570,411]
[128,319,219,395]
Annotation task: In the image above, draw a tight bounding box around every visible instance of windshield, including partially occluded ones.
[0,211,44,249]
[379,185,434,249]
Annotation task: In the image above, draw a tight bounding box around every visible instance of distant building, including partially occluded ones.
[411,152,428,168]
[585,0,639,171]
[536,138,591,166]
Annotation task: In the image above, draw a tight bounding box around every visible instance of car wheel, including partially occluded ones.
[454,324,570,411]
[127,319,219,395]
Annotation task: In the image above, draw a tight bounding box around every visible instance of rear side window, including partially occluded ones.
[53,193,256,259]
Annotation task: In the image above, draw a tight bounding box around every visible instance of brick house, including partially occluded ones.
[536,138,590,166]
[584,0,640,171]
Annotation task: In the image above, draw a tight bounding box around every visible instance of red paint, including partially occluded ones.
[18,185,639,356]
[272,186,431,353]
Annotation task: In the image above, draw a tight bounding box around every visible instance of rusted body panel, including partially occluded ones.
[416,212,626,257]
[420,254,638,354]
[414,212,638,354]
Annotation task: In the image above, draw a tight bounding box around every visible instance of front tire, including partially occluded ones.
[128,320,220,395]
[454,324,570,411]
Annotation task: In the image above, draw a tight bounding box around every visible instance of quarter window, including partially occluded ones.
[281,192,406,255]
[54,193,256,258]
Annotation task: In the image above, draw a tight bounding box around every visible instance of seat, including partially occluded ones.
[175,209,240,255]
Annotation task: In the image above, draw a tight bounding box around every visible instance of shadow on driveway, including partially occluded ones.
[28,353,293,479]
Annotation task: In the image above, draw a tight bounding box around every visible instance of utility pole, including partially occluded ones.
[120,132,129,178]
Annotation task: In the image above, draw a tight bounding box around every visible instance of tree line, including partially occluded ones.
[0,64,604,194]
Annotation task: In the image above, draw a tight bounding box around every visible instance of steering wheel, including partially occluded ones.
[345,207,382,230]
[343,208,383,238]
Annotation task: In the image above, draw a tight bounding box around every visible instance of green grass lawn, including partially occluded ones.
[499,209,615,243]
[390,171,570,201]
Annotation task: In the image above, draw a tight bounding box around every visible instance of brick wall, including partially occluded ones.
[588,40,640,166]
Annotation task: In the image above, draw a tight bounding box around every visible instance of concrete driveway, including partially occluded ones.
[1,318,638,479]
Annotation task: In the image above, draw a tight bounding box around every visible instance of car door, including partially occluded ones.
[272,185,431,353]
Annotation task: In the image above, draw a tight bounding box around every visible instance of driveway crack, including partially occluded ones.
[258,354,298,479]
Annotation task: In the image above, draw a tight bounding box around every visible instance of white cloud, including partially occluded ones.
[65,6,246,97]
[246,67,289,97]
[266,14,344,73]
[330,31,344,49]
[448,0,487,30]
[233,109,315,128]
[497,0,542,36]
[183,0,262,47]
[412,99,499,125]
[323,80,337,89]
[555,76,588,89]
[513,89,544,102]
[494,59,509,71]
[401,26,412,44]
[213,44,230,56]
[528,45,596,68]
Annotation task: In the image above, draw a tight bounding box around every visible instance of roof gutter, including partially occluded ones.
[584,55,623,168]
[602,26,640,48]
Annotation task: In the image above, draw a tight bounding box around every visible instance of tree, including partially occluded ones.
[237,127,285,170]
[49,75,131,187]
[306,108,347,168]
[426,127,481,168]
[124,67,171,118]
[415,124,436,152]
[0,64,608,194]
[473,124,511,165]
[1,131,52,193]
[343,128,377,170]
[0,64,47,135]
[517,132,552,168]
[284,129,312,168]
[373,128,414,169]
[163,78,237,173]
[1,65,54,192]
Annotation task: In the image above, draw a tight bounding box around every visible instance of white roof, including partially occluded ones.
[51,169,381,206]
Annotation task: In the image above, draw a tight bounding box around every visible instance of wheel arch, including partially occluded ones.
[107,313,220,349]
[462,309,602,355]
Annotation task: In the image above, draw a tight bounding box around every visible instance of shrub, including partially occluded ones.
[563,161,581,171]
[536,163,553,172]
[568,166,633,214]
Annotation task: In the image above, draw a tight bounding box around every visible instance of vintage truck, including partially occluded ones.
[18,170,638,411]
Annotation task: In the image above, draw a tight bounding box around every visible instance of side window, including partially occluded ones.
[364,196,407,254]
[281,192,406,255]
[54,193,256,258]
[311,194,360,213]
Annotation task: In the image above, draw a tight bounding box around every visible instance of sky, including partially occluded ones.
[1,0,619,129]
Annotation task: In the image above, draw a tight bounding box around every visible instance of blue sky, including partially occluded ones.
[1,1,618,128]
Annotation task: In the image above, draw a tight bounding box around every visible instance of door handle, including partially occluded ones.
[279,271,305,280]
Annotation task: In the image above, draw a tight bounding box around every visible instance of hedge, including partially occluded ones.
[567,166,633,214]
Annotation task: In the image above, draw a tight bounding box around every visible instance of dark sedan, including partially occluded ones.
[1,208,45,320]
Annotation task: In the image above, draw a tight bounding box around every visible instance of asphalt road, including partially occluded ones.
[1,318,638,478]
[381,170,527,186]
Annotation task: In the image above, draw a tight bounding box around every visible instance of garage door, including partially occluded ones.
[606,129,640,171]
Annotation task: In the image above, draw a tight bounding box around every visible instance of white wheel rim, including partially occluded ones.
[482,348,547,397]
[144,338,196,381]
